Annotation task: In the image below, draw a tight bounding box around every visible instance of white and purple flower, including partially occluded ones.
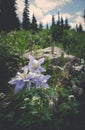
[28,55,46,73]
[8,66,30,93]
[32,74,51,89]
[8,55,51,93]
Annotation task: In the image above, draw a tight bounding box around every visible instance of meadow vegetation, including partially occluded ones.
[0,29,85,130]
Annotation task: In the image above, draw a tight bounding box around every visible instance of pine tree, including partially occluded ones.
[0,1,1,13]
[0,0,20,32]
[22,0,30,30]
[78,23,83,32]
[46,23,49,29]
[50,15,56,41]
[83,10,85,22]
[52,15,55,26]
[76,24,78,31]
[56,12,63,41]
[61,16,64,26]
[38,22,43,30]
[57,11,60,26]
[64,18,70,29]
[31,14,38,32]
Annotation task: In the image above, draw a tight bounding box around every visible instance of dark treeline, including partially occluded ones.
[0,0,20,31]
[50,12,70,42]
[0,0,42,32]
[0,0,85,32]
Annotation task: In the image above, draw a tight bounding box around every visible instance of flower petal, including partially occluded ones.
[29,55,35,61]
[14,81,24,93]
[42,83,49,88]
[8,78,18,85]
[36,82,40,89]
[38,58,45,64]
[27,81,31,90]
[39,66,46,72]
[42,75,51,82]
[22,65,29,74]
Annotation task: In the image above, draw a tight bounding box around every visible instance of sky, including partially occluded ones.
[16,0,85,29]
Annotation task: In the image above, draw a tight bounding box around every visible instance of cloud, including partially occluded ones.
[55,13,72,20]
[70,11,85,30]
[75,11,82,16]
[16,0,24,22]
[40,12,72,27]
[29,0,72,25]
[16,0,85,30]
[41,14,52,25]
[16,0,72,24]
[75,16,84,25]
[34,0,72,13]
[29,5,52,27]
[29,4,44,22]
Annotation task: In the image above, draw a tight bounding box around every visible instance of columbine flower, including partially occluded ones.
[32,74,51,89]
[8,66,30,93]
[28,55,46,73]
[8,55,51,93]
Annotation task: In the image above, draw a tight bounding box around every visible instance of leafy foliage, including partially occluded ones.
[62,29,85,59]
[0,29,85,130]
[0,85,79,130]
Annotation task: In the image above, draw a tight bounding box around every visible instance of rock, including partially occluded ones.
[23,46,75,65]
[73,65,84,71]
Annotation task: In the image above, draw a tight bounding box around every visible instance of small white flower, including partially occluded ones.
[68,95,75,101]
[24,98,29,101]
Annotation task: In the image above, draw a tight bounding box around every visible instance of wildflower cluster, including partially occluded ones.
[8,55,51,93]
